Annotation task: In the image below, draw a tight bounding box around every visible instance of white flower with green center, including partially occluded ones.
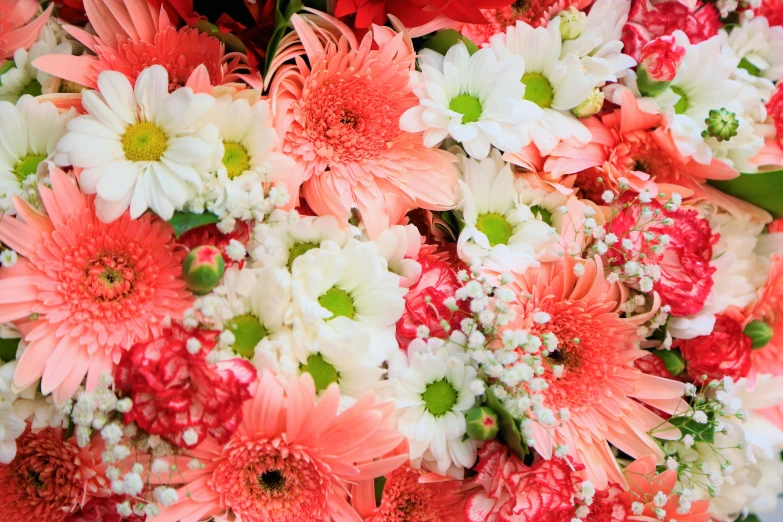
[288,239,406,366]
[55,65,218,222]
[0,95,75,214]
[456,150,558,273]
[400,42,542,160]
[202,96,296,220]
[489,18,594,156]
[250,209,356,271]
[389,338,479,476]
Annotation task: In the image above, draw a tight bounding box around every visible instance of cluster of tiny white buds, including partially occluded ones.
[0,249,17,268]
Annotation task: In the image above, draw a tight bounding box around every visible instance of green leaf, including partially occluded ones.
[264,0,304,77]
[0,337,19,363]
[374,476,386,505]
[736,515,760,522]
[193,19,246,54]
[485,388,528,459]
[167,212,219,238]
[708,170,783,218]
[669,411,716,443]
[652,349,685,377]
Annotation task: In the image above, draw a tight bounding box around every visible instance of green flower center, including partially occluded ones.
[227,313,267,359]
[521,72,554,109]
[529,205,552,225]
[13,154,46,183]
[122,122,167,162]
[20,79,42,97]
[301,353,338,392]
[476,212,513,246]
[422,379,457,416]
[738,57,760,77]
[222,141,250,179]
[318,287,355,320]
[671,86,689,115]
[449,94,483,123]
[259,469,286,493]
[287,242,319,270]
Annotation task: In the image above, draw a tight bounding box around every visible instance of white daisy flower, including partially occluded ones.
[559,0,636,85]
[0,95,76,213]
[373,224,424,288]
[724,15,783,84]
[489,18,594,155]
[389,338,479,476]
[202,96,296,220]
[400,42,542,159]
[55,65,217,222]
[250,209,357,271]
[456,150,558,273]
[288,239,406,365]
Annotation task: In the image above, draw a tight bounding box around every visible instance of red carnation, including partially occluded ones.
[65,496,145,522]
[608,196,717,317]
[116,324,257,448]
[634,353,674,380]
[767,84,783,147]
[179,220,250,268]
[639,35,686,82]
[622,0,720,61]
[396,256,467,348]
[755,0,783,28]
[334,0,512,31]
[585,485,629,522]
[676,314,752,384]
[769,217,783,234]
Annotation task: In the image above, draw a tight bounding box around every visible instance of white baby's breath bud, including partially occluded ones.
[183,428,199,446]
[0,250,17,268]
[601,191,614,203]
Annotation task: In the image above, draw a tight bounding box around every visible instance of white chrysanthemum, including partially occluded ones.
[456,150,559,273]
[288,239,405,365]
[653,32,743,164]
[0,21,82,102]
[724,16,783,84]
[389,338,479,477]
[400,42,542,159]
[55,65,217,222]
[0,397,25,464]
[202,96,295,220]
[489,18,594,155]
[250,210,356,271]
[373,224,423,288]
[559,0,636,85]
[0,95,75,213]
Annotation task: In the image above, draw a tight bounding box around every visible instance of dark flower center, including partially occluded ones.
[259,469,286,493]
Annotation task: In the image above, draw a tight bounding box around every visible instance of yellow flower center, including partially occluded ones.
[222,141,251,179]
[287,242,319,270]
[122,122,167,162]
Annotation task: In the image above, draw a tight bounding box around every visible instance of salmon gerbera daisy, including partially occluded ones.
[152,370,408,522]
[272,15,458,238]
[503,256,686,488]
[0,168,192,403]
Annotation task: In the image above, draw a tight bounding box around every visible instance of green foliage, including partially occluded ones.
[167,211,220,238]
[709,170,783,219]
[264,0,304,77]
[0,337,19,363]
[485,388,528,459]
[669,410,716,444]
[652,349,685,377]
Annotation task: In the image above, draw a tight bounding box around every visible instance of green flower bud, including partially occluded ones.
[702,108,739,142]
[744,320,773,350]
[422,30,479,56]
[466,406,499,441]
[182,245,225,295]
[559,7,587,41]
[571,88,605,118]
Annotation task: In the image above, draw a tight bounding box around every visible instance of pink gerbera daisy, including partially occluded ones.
[272,14,458,237]
[32,0,246,91]
[0,0,53,59]
[0,168,192,403]
[153,371,408,522]
[503,256,685,488]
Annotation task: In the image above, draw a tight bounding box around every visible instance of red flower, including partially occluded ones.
[755,0,783,28]
[334,0,513,30]
[115,324,257,448]
[769,217,783,234]
[676,314,752,384]
[767,84,783,148]
[608,196,717,317]
[622,0,720,61]
[396,256,466,348]
[179,221,251,268]
[585,485,629,522]
[65,496,145,522]
[639,35,686,82]
[633,353,674,380]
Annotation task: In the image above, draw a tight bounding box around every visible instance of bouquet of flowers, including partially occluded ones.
[3,0,783,520]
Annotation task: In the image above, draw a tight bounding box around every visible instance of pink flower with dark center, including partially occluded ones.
[0,169,192,403]
[639,35,686,82]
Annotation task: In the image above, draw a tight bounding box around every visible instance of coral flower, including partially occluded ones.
[0,169,192,403]
[272,15,458,238]
[749,255,783,376]
[0,0,53,59]
[504,256,685,488]
[755,0,783,28]
[152,371,407,522]
[334,0,512,30]
[33,0,245,90]
[0,427,108,522]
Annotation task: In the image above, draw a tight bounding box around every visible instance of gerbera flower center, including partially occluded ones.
[477,212,513,246]
[222,141,251,179]
[318,287,355,319]
[530,205,553,225]
[13,154,46,183]
[259,469,287,493]
[422,379,457,416]
[287,242,319,269]
[449,94,483,123]
[84,254,135,302]
[122,121,168,162]
[671,86,689,114]
[521,72,554,108]
[301,354,338,392]
[227,313,267,359]
[738,57,760,77]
